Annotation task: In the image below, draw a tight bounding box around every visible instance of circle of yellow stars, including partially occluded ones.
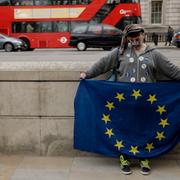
[101,89,170,156]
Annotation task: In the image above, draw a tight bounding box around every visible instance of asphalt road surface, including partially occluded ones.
[0,48,179,65]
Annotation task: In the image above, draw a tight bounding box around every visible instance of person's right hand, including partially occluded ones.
[80,72,87,79]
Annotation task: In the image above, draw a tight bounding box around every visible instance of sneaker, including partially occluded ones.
[119,155,132,175]
[140,159,151,175]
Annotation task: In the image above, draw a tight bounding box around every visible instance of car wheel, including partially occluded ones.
[102,47,112,51]
[4,43,14,52]
[77,42,87,51]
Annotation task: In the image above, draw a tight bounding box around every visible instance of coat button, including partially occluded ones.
[139,56,144,61]
[130,77,136,82]
[129,57,134,63]
[141,64,147,69]
[140,77,146,82]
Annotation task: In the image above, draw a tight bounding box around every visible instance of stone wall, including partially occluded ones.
[165,0,180,28]
[0,61,80,156]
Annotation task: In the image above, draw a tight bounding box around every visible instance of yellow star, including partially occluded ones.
[102,114,111,124]
[145,143,154,152]
[115,93,125,102]
[156,105,166,115]
[129,146,139,155]
[131,89,142,100]
[105,128,114,138]
[114,140,124,150]
[147,94,157,104]
[105,101,115,111]
[159,118,170,128]
[156,131,166,141]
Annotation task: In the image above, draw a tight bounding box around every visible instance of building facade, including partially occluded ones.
[140,0,180,41]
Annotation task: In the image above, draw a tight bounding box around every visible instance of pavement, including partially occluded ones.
[0,154,179,180]
[146,42,177,49]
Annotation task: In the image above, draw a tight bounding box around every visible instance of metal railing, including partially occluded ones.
[145,32,166,42]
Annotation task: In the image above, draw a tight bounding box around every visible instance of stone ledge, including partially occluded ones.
[0,61,92,81]
[0,60,179,158]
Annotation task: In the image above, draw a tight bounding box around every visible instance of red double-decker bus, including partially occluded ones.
[0,0,141,50]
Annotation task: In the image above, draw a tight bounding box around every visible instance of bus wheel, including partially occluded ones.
[20,38,34,51]
[4,43,14,52]
[77,42,87,51]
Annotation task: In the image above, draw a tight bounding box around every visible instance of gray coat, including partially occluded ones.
[85,46,180,82]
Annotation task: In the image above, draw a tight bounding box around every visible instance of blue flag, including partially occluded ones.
[74,80,180,158]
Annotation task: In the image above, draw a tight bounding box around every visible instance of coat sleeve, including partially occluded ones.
[85,48,119,78]
[153,50,180,81]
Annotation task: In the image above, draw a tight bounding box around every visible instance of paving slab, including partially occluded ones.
[68,171,125,180]
[11,169,69,180]
[71,157,120,173]
[0,155,180,180]
[10,156,73,180]
[0,155,24,180]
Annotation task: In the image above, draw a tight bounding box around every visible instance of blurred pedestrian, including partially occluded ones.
[152,32,158,46]
[165,26,174,46]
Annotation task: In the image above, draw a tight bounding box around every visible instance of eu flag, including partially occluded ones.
[74,80,180,158]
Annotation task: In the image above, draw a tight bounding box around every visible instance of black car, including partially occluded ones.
[69,24,122,51]
[172,30,180,48]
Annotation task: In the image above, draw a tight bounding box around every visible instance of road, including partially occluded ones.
[0,48,179,65]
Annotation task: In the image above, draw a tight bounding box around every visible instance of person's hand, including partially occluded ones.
[80,72,87,79]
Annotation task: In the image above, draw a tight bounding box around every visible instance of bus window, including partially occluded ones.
[33,22,40,32]
[13,21,69,33]
[20,0,33,5]
[11,0,92,6]
[26,23,34,32]
[57,0,68,5]
[0,0,10,5]
[28,22,51,32]
[71,0,80,4]
[51,0,63,5]
[35,0,51,5]
[120,0,139,3]
[39,22,52,32]
[13,22,34,33]
[53,21,69,32]
[12,0,19,5]
[13,22,27,33]
[12,22,22,33]
[69,0,92,5]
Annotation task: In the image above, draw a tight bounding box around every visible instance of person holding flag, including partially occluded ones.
[78,24,180,175]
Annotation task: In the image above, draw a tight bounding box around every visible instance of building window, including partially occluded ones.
[151,1,162,24]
